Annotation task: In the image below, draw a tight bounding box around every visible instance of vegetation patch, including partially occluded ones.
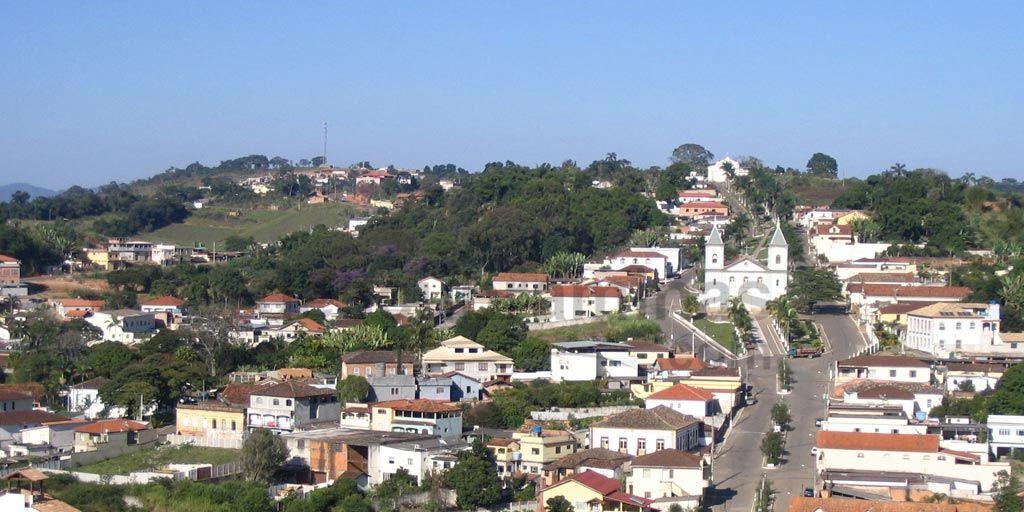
[73,444,239,475]
[694,318,740,354]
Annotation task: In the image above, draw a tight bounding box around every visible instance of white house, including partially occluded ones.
[629,247,682,278]
[625,449,708,509]
[702,224,788,311]
[644,383,718,419]
[945,362,1007,392]
[608,251,670,281]
[247,381,340,434]
[376,437,469,485]
[822,404,927,434]
[417,276,445,301]
[67,377,129,419]
[256,293,300,327]
[549,284,622,321]
[706,157,746,183]
[421,336,513,382]
[906,302,1024,358]
[85,309,157,345]
[300,299,346,321]
[369,399,463,439]
[834,355,932,385]
[590,407,702,457]
[549,341,641,382]
[492,273,549,295]
[987,415,1024,458]
[838,381,944,420]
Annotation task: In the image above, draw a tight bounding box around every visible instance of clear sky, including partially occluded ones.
[1,2,1022,189]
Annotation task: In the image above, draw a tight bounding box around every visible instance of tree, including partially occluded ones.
[241,428,288,482]
[682,294,701,319]
[761,431,784,465]
[806,153,838,177]
[988,364,1024,416]
[371,467,418,512]
[992,470,1022,512]
[85,342,134,379]
[787,268,842,313]
[546,496,575,512]
[670,144,714,169]
[511,338,551,372]
[771,402,792,430]
[446,438,503,509]
[337,375,370,403]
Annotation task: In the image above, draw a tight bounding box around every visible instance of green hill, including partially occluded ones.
[146,202,362,246]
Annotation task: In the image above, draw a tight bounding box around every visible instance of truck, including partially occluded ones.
[788,346,823,358]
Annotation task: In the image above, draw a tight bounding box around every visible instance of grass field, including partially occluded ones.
[529,319,614,344]
[146,203,360,246]
[694,318,741,354]
[74,445,240,475]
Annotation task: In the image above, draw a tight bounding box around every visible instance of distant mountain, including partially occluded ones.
[0,182,58,201]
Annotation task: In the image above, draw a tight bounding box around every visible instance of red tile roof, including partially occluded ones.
[259,293,297,303]
[678,201,729,209]
[57,299,106,308]
[293,318,325,332]
[816,431,939,452]
[564,469,621,495]
[304,299,346,309]
[74,419,149,434]
[846,272,917,284]
[372,399,461,413]
[0,254,19,263]
[837,355,930,368]
[494,272,548,283]
[646,383,715,402]
[788,496,959,512]
[255,381,335,399]
[550,284,621,298]
[0,383,44,402]
[847,284,970,299]
[142,295,185,307]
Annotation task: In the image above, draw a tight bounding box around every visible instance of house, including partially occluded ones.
[837,380,944,420]
[433,372,482,401]
[421,336,513,382]
[73,419,153,453]
[944,362,1007,392]
[651,356,707,379]
[355,171,391,185]
[247,381,340,433]
[488,438,522,477]
[625,341,671,370]
[300,299,346,321]
[822,403,927,434]
[256,293,301,327]
[0,390,32,414]
[676,189,720,204]
[53,298,105,319]
[282,427,428,484]
[174,401,246,445]
[376,436,469,485]
[550,341,641,382]
[369,399,462,439]
[987,415,1024,458]
[492,273,549,295]
[608,251,670,281]
[416,375,453,401]
[541,448,633,487]
[537,469,655,512]
[644,383,718,419]
[847,284,970,308]
[549,285,622,321]
[590,406,702,456]
[672,201,730,220]
[0,411,69,449]
[625,449,708,509]
[814,431,1008,496]
[905,302,1024,358]
[12,420,83,457]
[512,424,578,475]
[139,296,186,327]
[702,224,788,311]
[67,377,126,419]
[834,355,931,385]
[0,255,26,296]
[417,276,445,301]
[367,375,417,402]
[845,272,919,288]
[85,309,157,345]
[340,350,415,379]
[259,318,326,343]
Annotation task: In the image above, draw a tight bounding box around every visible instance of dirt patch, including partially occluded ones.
[23,275,110,298]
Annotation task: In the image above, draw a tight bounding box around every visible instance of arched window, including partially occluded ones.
[712,255,718,264]
[775,255,781,264]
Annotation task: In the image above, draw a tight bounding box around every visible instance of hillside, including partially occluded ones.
[0,182,58,200]
[145,202,362,246]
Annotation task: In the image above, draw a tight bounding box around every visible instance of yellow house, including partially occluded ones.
[539,469,655,512]
[835,210,869,226]
[487,437,521,477]
[512,424,578,475]
[84,248,112,271]
[176,401,246,441]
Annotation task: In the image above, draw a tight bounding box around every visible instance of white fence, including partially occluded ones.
[530,405,640,421]
[166,434,244,450]
[527,315,604,331]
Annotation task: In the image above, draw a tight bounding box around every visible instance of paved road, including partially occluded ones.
[707,313,870,512]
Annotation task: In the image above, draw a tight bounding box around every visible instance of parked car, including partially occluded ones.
[815,417,824,427]
[803,488,815,497]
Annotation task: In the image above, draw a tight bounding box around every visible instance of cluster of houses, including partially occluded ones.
[812,353,1024,500]
[81,237,243,271]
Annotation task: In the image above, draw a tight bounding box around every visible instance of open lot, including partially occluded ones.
[146,203,361,246]
[694,318,740,354]
[73,445,239,475]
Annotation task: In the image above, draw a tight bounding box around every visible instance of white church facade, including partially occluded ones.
[701,224,789,311]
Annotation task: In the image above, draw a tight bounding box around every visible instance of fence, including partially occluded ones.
[527,315,604,331]
[166,434,244,450]
[530,405,640,421]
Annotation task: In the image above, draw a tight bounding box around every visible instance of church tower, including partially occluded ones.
[705,225,724,270]
[767,222,788,271]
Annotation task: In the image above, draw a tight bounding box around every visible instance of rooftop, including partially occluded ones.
[907,302,991,319]
[372,399,461,413]
[141,295,185,307]
[631,448,702,468]
[493,272,548,282]
[259,293,297,303]
[592,406,700,431]
[549,284,621,299]
[646,383,715,402]
[75,419,149,434]
[837,355,930,368]
[341,350,405,364]
[655,356,707,372]
[253,380,335,399]
[542,447,633,471]
[816,431,939,452]
[787,496,959,512]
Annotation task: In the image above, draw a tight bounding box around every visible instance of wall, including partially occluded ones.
[530,406,640,421]
[528,315,604,331]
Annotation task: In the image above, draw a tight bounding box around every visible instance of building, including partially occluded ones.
[834,355,932,385]
[432,372,482,401]
[676,190,721,204]
[706,157,746,183]
[256,293,301,327]
[340,350,415,379]
[625,341,671,371]
[837,380,943,420]
[644,383,718,419]
[67,377,127,419]
[0,390,32,414]
[847,285,970,308]
[814,431,1008,496]
[944,362,1007,392]
[625,449,708,509]
[300,299,346,321]
[417,276,445,301]
[140,296,186,327]
[488,437,522,477]
[822,403,927,434]
[549,341,641,382]
[541,448,633,487]
[673,201,730,220]
[549,285,623,321]
[608,251,670,281]
[369,399,462,439]
[174,401,246,445]
[421,336,513,382]
[367,375,417,402]
[282,427,428,484]
[85,309,157,345]
[590,406,702,456]
[702,224,788,310]
[538,469,655,512]
[377,436,469,485]
[73,419,153,453]
[0,255,26,296]
[247,381,340,433]
[905,302,1024,358]
[511,424,578,475]
[0,410,69,449]
[53,298,105,319]
[987,415,1024,458]
[492,273,549,295]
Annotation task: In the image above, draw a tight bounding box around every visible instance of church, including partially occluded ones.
[701,223,789,311]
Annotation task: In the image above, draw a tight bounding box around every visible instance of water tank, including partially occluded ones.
[532,425,542,436]
[915,411,927,421]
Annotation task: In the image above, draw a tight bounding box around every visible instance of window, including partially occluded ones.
[273,399,280,406]
[454,348,464,353]
[889,370,897,378]
[1017,430,1024,436]
[231,420,237,430]
[643,468,650,478]
[555,446,562,454]
[937,455,946,460]
[909,370,917,378]
[656,439,665,450]
[638,439,646,453]
[455,363,465,371]
[1000,429,1011,436]
[366,368,373,377]
[857,453,864,458]
[408,458,413,465]
[353,368,360,376]
[600,437,609,449]
[776,255,781,265]
[297,439,305,449]
[618,438,628,451]
[478,363,488,371]
[391,388,399,396]
[531,448,540,455]
[956,340,962,349]
[956,322,962,330]
[437,387,445,393]
[729,276,735,283]
[286,399,292,406]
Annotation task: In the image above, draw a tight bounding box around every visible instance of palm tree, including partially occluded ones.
[682,294,701,319]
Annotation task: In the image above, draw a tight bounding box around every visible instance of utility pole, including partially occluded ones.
[322,121,328,168]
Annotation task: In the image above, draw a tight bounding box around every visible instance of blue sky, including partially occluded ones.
[1,2,1021,188]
